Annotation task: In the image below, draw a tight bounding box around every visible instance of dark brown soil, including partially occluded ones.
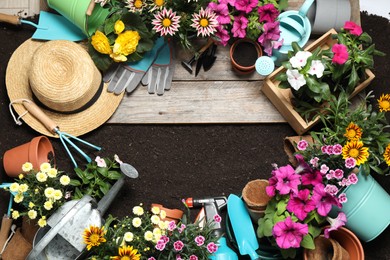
[0,11,389,259]
[232,41,259,67]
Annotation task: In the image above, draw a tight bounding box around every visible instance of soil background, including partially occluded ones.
[0,12,389,259]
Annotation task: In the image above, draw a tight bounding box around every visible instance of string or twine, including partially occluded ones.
[0,224,17,255]
[8,99,32,126]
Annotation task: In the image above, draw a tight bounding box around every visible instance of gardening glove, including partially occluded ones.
[140,41,175,95]
[103,37,166,95]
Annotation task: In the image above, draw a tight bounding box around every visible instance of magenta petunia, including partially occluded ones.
[274,165,301,195]
[301,170,323,186]
[258,3,279,23]
[332,44,349,64]
[286,189,316,221]
[312,184,341,216]
[234,0,258,14]
[173,240,184,251]
[266,176,278,197]
[272,216,309,249]
[215,25,230,46]
[207,2,231,25]
[324,212,347,238]
[232,14,248,38]
[207,242,218,253]
[343,21,363,36]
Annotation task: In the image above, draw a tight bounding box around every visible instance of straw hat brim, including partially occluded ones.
[6,38,124,137]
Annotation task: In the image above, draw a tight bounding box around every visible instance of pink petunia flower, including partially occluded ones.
[274,165,301,195]
[173,240,184,251]
[324,212,347,238]
[297,140,308,151]
[286,189,316,221]
[207,242,218,253]
[345,157,357,169]
[258,21,281,56]
[332,44,349,64]
[232,14,248,38]
[312,184,341,216]
[266,176,278,197]
[195,235,205,246]
[234,0,258,14]
[207,2,230,25]
[258,3,279,23]
[301,170,323,186]
[272,216,309,249]
[343,21,363,36]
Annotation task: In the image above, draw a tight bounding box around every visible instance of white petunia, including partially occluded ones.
[289,51,312,68]
[287,69,307,91]
[308,60,325,78]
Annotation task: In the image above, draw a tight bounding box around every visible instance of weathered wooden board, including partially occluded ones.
[108,0,360,124]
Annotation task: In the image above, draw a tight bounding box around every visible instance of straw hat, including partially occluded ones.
[6,39,124,137]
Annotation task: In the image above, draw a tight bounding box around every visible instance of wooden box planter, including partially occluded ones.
[261,29,375,135]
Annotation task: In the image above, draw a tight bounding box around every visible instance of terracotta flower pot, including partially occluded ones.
[242,179,271,222]
[229,38,262,74]
[151,203,184,224]
[3,136,55,178]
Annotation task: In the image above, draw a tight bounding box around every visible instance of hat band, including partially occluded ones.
[32,81,104,115]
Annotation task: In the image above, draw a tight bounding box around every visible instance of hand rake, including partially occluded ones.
[22,101,101,168]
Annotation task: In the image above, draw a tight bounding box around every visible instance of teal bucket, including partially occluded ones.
[47,0,110,37]
[334,169,390,242]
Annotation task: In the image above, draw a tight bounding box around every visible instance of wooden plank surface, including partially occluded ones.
[108,0,360,124]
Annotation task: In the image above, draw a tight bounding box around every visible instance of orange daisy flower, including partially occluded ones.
[344,122,362,141]
[342,140,369,166]
[111,245,141,260]
[383,144,390,166]
[378,93,390,112]
[83,225,106,251]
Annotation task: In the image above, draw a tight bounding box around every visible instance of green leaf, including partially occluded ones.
[97,167,109,178]
[107,170,123,180]
[301,234,315,249]
[263,218,274,237]
[69,179,81,186]
[276,200,287,215]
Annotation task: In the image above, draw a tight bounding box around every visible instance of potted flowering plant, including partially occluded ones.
[257,139,360,258]
[6,162,73,227]
[83,203,220,259]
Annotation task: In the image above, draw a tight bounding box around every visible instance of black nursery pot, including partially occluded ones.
[229,38,262,74]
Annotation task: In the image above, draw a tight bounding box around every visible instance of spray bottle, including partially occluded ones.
[185,197,238,260]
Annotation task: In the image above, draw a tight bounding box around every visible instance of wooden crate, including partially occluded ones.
[261,29,375,135]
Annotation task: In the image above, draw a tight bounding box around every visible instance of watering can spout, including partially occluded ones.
[255,56,276,76]
[299,0,315,17]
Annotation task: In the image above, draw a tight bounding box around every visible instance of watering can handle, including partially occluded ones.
[0,13,21,25]
[86,0,96,16]
[299,0,315,17]
[23,101,58,134]
[26,195,95,260]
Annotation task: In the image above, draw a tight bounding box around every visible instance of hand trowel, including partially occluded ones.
[227,194,261,260]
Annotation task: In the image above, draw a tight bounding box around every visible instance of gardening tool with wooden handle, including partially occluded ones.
[22,100,101,168]
[181,39,214,74]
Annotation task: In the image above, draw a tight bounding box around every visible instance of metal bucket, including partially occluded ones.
[26,177,125,260]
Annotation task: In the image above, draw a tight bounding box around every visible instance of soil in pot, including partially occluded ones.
[232,41,259,67]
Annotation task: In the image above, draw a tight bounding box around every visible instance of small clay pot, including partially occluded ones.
[242,179,271,222]
[229,38,262,74]
[304,235,350,260]
[151,203,184,224]
[3,136,55,177]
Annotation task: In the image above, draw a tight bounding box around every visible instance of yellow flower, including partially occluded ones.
[40,162,51,173]
[38,217,47,227]
[44,200,53,210]
[91,30,112,55]
[83,226,106,251]
[14,193,24,203]
[18,184,28,193]
[110,245,140,260]
[344,122,362,141]
[36,171,48,182]
[44,187,55,198]
[29,202,35,208]
[378,93,390,112]
[60,175,71,186]
[28,209,37,219]
[342,140,369,165]
[158,220,168,230]
[11,210,20,219]
[160,209,167,220]
[110,30,140,62]
[383,143,390,166]
[10,183,19,193]
[114,20,125,34]
[132,206,144,216]
[53,190,63,201]
[153,227,162,242]
[22,162,33,172]
[154,0,164,8]
[47,168,58,178]
[144,231,153,241]
[151,206,160,215]
[132,217,142,228]
[18,174,24,180]
[124,231,134,242]
[151,215,160,225]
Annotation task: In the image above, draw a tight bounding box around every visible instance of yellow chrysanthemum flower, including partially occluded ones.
[40,162,51,172]
[151,206,160,215]
[28,209,37,219]
[53,190,63,201]
[22,162,33,172]
[14,193,24,203]
[132,206,144,216]
[83,226,107,251]
[111,245,141,260]
[10,183,20,193]
[38,217,47,227]
[47,168,58,178]
[383,143,390,166]
[160,209,167,220]
[29,202,35,208]
[378,93,390,112]
[44,187,55,198]
[36,172,48,182]
[342,140,369,165]
[158,220,168,230]
[18,184,28,193]
[344,122,362,141]
[110,30,140,62]
[151,215,160,225]
[18,174,24,180]
[11,210,20,219]
[91,30,112,55]
[60,175,71,186]
[114,20,125,34]
[124,231,134,242]
[44,200,53,210]
[144,231,153,241]
[132,217,142,228]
